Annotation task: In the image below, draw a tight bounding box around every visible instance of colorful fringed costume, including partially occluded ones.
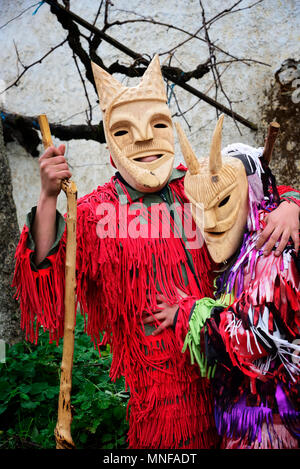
[13,167,219,449]
[182,144,300,449]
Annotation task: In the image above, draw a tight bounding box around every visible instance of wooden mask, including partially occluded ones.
[91,55,174,192]
[175,115,249,263]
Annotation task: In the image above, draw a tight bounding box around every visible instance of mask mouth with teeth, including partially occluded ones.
[175,115,249,264]
[91,56,175,193]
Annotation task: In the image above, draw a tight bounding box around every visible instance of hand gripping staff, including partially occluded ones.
[38,114,77,449]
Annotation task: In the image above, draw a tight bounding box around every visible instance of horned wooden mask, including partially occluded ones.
[91,55,174,192]
[175,115,249,263]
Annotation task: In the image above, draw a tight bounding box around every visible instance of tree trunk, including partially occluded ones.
[258,59,300,189]
[0,119,23,345]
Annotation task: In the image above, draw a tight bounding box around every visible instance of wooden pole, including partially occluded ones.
[262,121,280,165]
[38,114,77,449]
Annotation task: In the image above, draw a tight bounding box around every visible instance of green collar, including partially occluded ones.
[114,167,185,204]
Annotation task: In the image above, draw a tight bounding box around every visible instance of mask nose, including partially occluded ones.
[204,209,217,230]
[132,124,154,144]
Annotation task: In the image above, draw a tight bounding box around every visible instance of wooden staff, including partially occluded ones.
[38,114,77,449]
[262,121,280,165]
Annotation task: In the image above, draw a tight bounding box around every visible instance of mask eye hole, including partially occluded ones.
[114,130,128,136]
[154,123,167,128]
[218,195,230,207]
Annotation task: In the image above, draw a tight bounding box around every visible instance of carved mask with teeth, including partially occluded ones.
[91,56,174,192]
[175,115,249,264]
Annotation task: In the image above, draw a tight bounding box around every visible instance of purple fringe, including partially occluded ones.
[215,385,300,444]
[276,384,300,438]
[214,395,273,444]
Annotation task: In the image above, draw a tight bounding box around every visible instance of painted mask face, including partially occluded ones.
[91,56,174,192]
[175,115,249,264]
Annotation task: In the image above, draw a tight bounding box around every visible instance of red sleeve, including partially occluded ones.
[12,188,111,347]
[277,185,300,208]
[12,224,66,344]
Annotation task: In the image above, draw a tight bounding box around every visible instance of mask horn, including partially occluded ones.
[91,61,125,112]
[175,122,200,175]
[209,114,224,174]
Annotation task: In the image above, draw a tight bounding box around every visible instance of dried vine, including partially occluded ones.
[1,0,268,154]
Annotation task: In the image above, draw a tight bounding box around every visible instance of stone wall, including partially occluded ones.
[258,59,300,188]
[0,120,23,345]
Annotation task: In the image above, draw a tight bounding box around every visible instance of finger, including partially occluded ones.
[143,316,153,324]
[156,292,168,303]
[256,224,274,249]
[39,145,57,161]
[274,229,290,256]
[39,145,65,162]
[45,162,70,177]
[152,320,169,336]
[262,226,282,256]
[52,145,66,158]
[143,312,164,324]
[49,162,70,173]
[291,229,299,254]
[57,144,65,155]
[42,155,68,167]
[176,287,188,298]
[51,170,72,180]
[143,316,156,325]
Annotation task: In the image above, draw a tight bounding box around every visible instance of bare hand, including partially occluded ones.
[39,144,72,199]
[256,201,300,256]
[143,289,187,336]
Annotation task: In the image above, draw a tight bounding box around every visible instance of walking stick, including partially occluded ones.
[262,121,280,165]
[38,114,77,449]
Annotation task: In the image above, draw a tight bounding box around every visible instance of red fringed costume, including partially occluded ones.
[12,167,219,449]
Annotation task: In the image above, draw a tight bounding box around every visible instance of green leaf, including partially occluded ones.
[0,404,8,415]
[101,433,113,443]
[18,384,32,394]
[44,386,59,399]
[0,314,128,449]
[20,401,40,410]
[79,433,88,443]
[80,399,92,411]
[87,418,102,434]
[30,382,48,395]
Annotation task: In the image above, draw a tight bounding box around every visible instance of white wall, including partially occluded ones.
[1,0,299,226]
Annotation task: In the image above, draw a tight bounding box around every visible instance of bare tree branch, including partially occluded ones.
[206,0,265,26]
[199,0,242,134]
[1,111,105,157]
[1,0,269,156]
[2,39,68,94]
[72,53,93,124]
[113,7,269,68]
[0,2,43,31]
[44,0,258,130]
